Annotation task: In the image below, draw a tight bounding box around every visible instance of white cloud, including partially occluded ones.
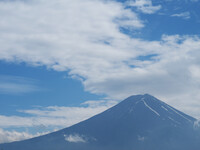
[64,134,86,143]
[0,128,47,144]
[171,11,191,20]
[138,135,145,141]
[127,0,161,14]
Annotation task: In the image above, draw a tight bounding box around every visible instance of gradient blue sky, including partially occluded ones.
[0,0,200,143]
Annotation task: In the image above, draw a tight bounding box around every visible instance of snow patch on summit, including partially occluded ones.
[168,117,181,125]
[161,106,168,111]
[166,105,192,123]
[142,99,160,116]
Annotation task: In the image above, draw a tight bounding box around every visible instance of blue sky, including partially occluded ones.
[0,0,200,143]
[0,61,103,114]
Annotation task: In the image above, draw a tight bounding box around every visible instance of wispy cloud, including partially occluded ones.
[127,0,162,14]
[171,11,191,20]
[0,75,42,94]
[64,134,87,143]
[0,128,48,144]
[0,100,116,128]
[138,135,145,141]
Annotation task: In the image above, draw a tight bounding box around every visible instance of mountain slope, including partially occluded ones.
[1,94,200,150]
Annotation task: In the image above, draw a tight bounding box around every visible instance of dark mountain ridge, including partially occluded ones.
[1,94,200,150]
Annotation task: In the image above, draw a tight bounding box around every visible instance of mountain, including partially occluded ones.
[1,94,200,150]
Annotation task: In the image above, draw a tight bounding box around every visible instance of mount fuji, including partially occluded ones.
[1,94,200,150]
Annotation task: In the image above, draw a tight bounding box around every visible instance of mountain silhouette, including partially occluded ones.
[1,94,200,150]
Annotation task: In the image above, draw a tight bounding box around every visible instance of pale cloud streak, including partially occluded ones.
[171,11,191,20]
[0,100,116,128]
[0,75,42,94]
[64,134,87,143]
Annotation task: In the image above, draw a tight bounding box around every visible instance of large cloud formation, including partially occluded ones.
[0,0,200,129]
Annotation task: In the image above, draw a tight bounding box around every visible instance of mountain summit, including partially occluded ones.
[1,94,200,150]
